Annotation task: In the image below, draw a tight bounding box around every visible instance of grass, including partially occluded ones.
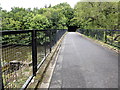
[2,50,48,88]
[3,65,33,88]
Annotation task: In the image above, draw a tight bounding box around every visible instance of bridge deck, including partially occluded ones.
[49,32,118,88]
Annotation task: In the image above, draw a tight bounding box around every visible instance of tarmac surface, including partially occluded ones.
[49,32,118,88]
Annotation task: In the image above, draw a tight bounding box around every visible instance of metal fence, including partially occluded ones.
[0,29,67,89]
[77,29,120,49]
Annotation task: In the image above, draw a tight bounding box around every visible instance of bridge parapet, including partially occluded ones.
[77,29,120,49]
[0,29,67,89]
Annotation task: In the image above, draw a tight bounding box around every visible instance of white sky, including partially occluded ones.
[0,0,81,11]
[0,0,118,11]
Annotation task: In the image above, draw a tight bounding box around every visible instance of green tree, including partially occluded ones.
[74,2,119,29]
[30,14,49,29]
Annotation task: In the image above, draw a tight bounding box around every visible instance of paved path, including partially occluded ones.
[49,32,118,88]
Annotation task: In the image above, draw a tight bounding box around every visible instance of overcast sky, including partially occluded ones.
[0,0,118,11]
[0,0,81,11]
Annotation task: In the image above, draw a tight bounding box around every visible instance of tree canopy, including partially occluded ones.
[73,2,119,29]
[1,2,74,30]
[1,2,119,30]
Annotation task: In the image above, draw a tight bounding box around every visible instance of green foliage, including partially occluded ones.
[1,3,73,46]
[74,2,119,30]
[1,2,119,30]
[2,18,21,30]
[1,2,74,30]
[30,14,49,29]
[53,2,74,27]
[1,2,119,46]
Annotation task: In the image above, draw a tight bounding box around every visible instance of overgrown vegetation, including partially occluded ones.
[73,2,119,30]
[1,1,119,88]
[72,2,119,49]
[1,2,119,47]
[1,3,74,30]
[1,2,119,30]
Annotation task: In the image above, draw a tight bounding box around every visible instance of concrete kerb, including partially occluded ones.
[27,32,67,89]
[37,33,64,89]
[76,32,119,53]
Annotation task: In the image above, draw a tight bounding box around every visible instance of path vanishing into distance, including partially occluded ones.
[49,32,118,88]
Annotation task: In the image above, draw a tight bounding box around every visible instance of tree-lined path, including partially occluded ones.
[49,32,118,88]
[1,1,119,89]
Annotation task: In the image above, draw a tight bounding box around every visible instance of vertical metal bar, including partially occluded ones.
[111,31,113,45]
[0,30,4,89]
[104,30,107,43]
[0,58,4,90]
[55,30,57,43]
[32,30,37,76]
[96,30,98,40]
[44,31,46,56]
[49,30,52,52]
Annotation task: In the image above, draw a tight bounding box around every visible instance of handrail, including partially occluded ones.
[1,29,67,89]
[77,29,120,49]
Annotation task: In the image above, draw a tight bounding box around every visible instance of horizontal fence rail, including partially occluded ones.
[0,29,67,89]
[77,29,120,49]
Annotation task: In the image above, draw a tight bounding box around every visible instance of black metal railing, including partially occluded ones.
[0,29,67,89]
[77,29,120,49]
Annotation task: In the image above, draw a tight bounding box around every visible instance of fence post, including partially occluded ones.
[0,59,4,90]
[111,31,113,45]
[32,30,37,76]
[44,31,46,56]
[55,30,57,43]
[49,30,52,52]
[104,30,107,43]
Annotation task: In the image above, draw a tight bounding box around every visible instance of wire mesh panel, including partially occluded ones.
[50,30,57,47]
[1,29,67,89]
[45,30,51,54]
[106,30,120,48]
[36,29,67,65]
[50,29,67,48]
[36,31,46,65]
[2,31,32,88]
[36,30,51,65]
[77,29,120,49]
